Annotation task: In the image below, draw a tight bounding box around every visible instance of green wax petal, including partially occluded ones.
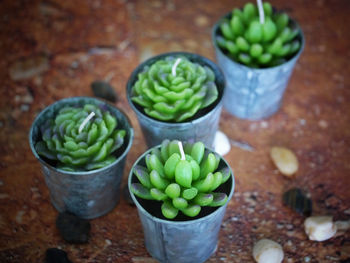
[161,200,178,219]
[130,183,154,200]
[133,165,152,189]
[181,204,201,217]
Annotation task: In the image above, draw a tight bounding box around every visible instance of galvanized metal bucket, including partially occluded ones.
[128,145,235,263]
[29,97,134,219]
[212,14,305,120]
[126,52,225,148]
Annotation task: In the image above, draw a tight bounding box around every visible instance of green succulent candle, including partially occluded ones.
[216,1,301,68]
[35,104,126,171]
[130,140,231,219]
[131,56,219,122]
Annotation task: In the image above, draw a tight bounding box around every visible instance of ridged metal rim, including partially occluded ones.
[128,144,235,225]
[29,96,134,176]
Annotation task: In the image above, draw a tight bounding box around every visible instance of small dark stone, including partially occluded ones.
[45,248,73,263]
[282,188,312,216]
[56,212,90,243]
[123,184,134,205]
[91,80,117,103]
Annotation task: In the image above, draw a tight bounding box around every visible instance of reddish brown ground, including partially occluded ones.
[0,0,349,262]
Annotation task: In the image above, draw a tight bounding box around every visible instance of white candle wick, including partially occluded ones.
[178,141,186,160]
[257,0,265,24]
[172,58,182,77]
[79,112,95,133]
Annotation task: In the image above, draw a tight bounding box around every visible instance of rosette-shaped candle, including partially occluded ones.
[131,56,219,122]
[130,140,231,219]
[216,1,302,68]
[35,104,126,171]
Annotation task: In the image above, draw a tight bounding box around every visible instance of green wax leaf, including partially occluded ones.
[85,156,116,170]
[247,21,262,43]
[250,43,263,58]
[190,141,205,164]
[279,27,292,43]
[220,167,231,184]
[103,112,117,135]
[193,193,214,206]
[131,96,153,108]
[289,40,301,55]
[193,172,214,193]
[262,18,277,42]
[150,188,168,200]
[181,204,201,217]
[201,82,218,109]
[171,76,186,86]
[230,15,245,36]
[182,187,198,200]
[275,13,289,32]
[153,100,186,115]
[35,141,57,160]
[200,153,217,178]
[63,141,78,151]
[220,20,235,40]
[268,37,283,55]
[169,81,190,92]
[130,183,154,200]
[209,192,228,207]
[175,160,193,188]
[165,183,181,199]
[238,53,252,65]
[263,2,273,17]
[258,53,272,64]
[153,81,169,94]
[145,108,175,121]
[236,36,250,52]
[150,170,169,190]
[149,154,165,177]
[163,88,193,102]
[133,165,152,189]
[172,197,188,209]
[210,172,223,191]
[160,139,170,163]
[168,140,180,156]
[175,101,202,122]
[190,160,200,181]
[164,153,181,180]
[161,200,178,219]
[243,2,257,24]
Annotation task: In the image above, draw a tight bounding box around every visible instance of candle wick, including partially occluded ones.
[178,141,186,160]
[172,58,182,77]
[79,112,95,133]
[257,0,265,24]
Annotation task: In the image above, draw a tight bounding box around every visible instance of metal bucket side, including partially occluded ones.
[212,13,305,120]
[29,97,134,219]
[126,52,226,148]
[128,145,235,263]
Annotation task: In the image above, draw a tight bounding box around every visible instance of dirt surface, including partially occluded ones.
[0,0,349,262]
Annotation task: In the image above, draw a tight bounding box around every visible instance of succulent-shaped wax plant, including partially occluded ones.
[35,104,126,171]
[131,56,218,122]
[130,140,231,219]
[216,1,302,68]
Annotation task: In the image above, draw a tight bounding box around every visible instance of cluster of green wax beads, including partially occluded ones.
[131,56,218,122]
[35,104,126,171]
[216,2,301,68]
[130,140,231,219]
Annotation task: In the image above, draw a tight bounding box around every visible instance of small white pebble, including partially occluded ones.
[214,130,231,156]
[304,216,337,241]
[270,146,299,176]
[253,239,284,263]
